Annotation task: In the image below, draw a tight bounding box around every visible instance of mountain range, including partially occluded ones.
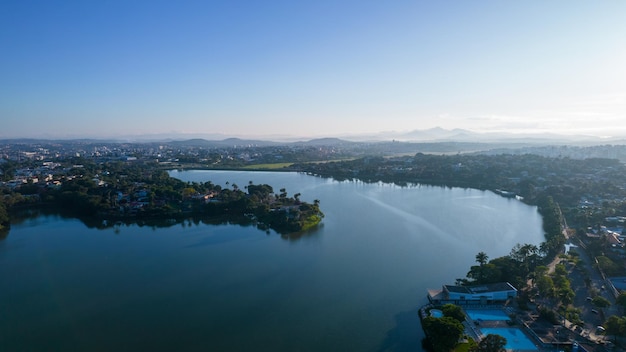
[2,128,624,147]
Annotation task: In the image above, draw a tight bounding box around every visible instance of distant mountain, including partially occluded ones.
[397,127,475,141]
[165,137,356,148]
[339,128,475,142]
[168,138,282,148]
[345,127,622,145]
[2,127,625,147]
[291,138,355,146]
[219,138,283,147]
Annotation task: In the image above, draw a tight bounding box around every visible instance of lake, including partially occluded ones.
[0,170,544,351]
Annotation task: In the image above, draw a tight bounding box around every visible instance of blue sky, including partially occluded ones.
[2,1,625,139]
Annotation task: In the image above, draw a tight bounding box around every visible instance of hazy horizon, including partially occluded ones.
[2,1,625,140]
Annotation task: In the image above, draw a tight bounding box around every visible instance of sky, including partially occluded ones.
[1,1,626,140]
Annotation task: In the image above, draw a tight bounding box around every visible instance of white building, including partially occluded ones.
[428,282,517,305]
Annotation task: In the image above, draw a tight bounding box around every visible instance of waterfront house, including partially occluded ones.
[427,282,517,305]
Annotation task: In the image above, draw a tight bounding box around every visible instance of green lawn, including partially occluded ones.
[241,163,293,170]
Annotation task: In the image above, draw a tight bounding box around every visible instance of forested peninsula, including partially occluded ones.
[0,159,323,236]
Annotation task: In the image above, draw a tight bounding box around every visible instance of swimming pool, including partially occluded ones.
[480,328,537,351]
[430,309,443,318]
[465,309,510,321]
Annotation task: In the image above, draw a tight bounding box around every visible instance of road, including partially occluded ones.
[555,208,617,346]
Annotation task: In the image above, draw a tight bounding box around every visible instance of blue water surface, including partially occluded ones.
[0,170,545,351]
[466,309,510,321]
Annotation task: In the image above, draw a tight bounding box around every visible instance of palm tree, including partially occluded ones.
[476,252,489,266]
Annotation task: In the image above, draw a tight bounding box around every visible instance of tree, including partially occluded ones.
[472,334,507,352]
[597,256,622,276]
[616,292,626,311]
[509,243,540,277]
[534,265,548,277]
[604,315,626,341]
[476,252,489,266]
[422,316,464,352]
[247,184,273,198]
[441,304,465,322]
[554,264,567,277]
[0,201,9,230]
[557,287,575,305]
[536,275,555,298]
[467,263,501,285]
[592,296,611,309]
[182,187,196,198]
[486,256,524,288]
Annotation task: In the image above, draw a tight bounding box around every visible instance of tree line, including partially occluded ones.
[0,160,323,235]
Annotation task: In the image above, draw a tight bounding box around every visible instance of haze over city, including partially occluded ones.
[2,1,625,140]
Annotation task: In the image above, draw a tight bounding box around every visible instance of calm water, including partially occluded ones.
[0,170,544,351]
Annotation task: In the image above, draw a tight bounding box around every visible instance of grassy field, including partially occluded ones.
[240,163,294,170]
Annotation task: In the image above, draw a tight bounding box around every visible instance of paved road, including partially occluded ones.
[566,235,618,345]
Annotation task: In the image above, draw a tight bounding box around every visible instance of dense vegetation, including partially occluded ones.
[421,315,465,352]
[291,153,626,211]
[0,160,323,235]
[0,201,9,232]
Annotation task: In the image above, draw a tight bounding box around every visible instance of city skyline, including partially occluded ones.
[2,1,625,139]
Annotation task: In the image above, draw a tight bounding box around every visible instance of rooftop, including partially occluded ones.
[445,282,517,294]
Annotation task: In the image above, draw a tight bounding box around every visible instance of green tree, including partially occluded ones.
[422,316,464,352]
[467,263,501,285]
[0,201,9,230]
[604,315,626,341]
[597,256,623,276]
[592,296,611,309]
[182,187,196,198]
[247,184,273,198]
[616,292,626,310]
[509,243,540,277]
[441,304,465,322]
[471,334,507,352]
[476,252,489,266]
[536,275,555,298]
[557,287,575,305]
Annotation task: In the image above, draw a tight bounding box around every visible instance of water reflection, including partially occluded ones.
[9,207,320,242]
